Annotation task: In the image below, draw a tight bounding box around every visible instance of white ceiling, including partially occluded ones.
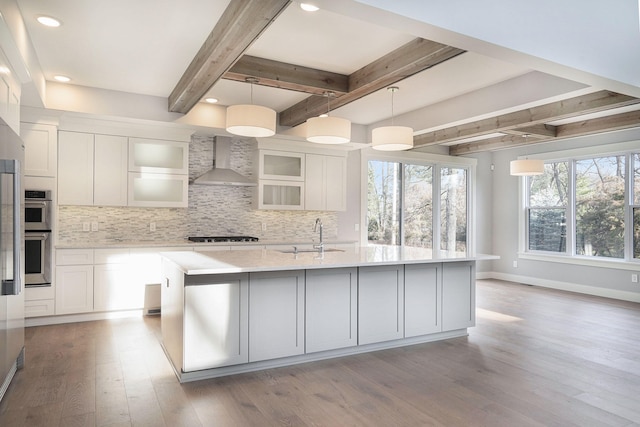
[13,0,640,147]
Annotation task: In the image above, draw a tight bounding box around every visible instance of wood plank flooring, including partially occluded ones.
[1,279,639,426]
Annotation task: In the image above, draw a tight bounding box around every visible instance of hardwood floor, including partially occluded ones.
[1,279,639,426]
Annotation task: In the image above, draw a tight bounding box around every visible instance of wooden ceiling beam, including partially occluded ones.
[502,124,557,138]
[224,55,349,96]
[449,109,640,155]
[168,0,291,114]
[414,90,640,148]
[278,38,465,127]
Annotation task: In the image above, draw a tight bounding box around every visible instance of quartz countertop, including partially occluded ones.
[55,239,356,250]
[161,245,498,275]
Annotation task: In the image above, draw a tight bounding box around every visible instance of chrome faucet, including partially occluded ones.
[313,218,324,252]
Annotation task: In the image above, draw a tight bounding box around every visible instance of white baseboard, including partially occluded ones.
[483,272,640,303]
[25,309,144,327]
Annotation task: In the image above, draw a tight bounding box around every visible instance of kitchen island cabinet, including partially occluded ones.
[160,246,496,382]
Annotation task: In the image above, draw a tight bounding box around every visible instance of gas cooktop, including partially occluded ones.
[188,236,260,243]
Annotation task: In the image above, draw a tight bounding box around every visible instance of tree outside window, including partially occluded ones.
[528,162,569,252]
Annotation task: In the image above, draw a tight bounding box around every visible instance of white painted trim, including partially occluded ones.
[519,252,640,271]
[25,309,144,327]
[484,272,640,303]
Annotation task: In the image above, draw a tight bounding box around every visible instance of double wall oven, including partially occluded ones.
[24,190,52,287]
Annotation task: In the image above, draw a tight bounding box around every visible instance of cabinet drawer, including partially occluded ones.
[25,299,55,317]
[94,248,130,264]
[56,249,94,265]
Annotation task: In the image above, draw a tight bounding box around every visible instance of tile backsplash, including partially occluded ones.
[57,134,338,245]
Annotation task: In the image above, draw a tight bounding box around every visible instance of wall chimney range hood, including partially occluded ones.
[194,136,256,186]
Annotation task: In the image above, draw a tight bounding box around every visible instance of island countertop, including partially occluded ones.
[160,245,498,276]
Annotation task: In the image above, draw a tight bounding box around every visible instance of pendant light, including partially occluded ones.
[510,135,544,176]
[306,91,351,144]
[226,77,276,138]
[372,86,413,151]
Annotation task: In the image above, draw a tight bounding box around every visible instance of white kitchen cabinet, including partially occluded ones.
[442,262,475,331]
[93,249,136,312]
[58,131,128,206]
[58,131,94,205]
[184,274,249,371]
[55,249,94,315]
[128,137,189,174]
[24,283,56,318]
[55,265,94,314]
[0,47,21,134]
[404,263,442,337]
[248,270,305,362]
[94,134,128,206]
[127,172,188,207]
[21,123,58,177]
[305,154,346,211]
[257,180,304,210]
[305,267,357,353]
[358,264,404,345]
[259,150,304,181]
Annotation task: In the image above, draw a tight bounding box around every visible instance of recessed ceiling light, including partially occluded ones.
[205,97,219,104]
[300,3,319,12]
[53,75,71,82]
[37,15,62,27]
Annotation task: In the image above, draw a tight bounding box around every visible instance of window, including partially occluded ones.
[525,149,639,262]
[367,158,469,252]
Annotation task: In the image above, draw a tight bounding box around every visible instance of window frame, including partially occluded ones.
[361,148,476,254]
[518,140,640,270]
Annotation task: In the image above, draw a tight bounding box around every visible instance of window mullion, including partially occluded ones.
[566,159,576,256]
[433,164,441,251]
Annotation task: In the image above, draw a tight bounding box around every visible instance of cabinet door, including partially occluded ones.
[58,131,94,205]
[257,180,304,210]
[21,123,58,177]
[94,134,128,206]
[128,172,188,207]
[128,138,189,174]
[306,267,357,353]
[184,274,249,371]
[94,264,144,311]
[404,263,442,337]
[442,262,475,331]
[358,265,404,345]
[259,150,304,181]
[305,154,346,211]
[55,265,94,314]
[248,270,304,362]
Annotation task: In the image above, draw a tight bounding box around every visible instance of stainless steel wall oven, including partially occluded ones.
[24,190,52,287]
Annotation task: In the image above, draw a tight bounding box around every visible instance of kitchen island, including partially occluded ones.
[160,246,496,382]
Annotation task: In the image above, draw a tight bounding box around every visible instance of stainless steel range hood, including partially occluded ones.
[193,136,256,186]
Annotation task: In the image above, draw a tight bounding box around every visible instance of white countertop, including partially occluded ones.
[161,245,498,275]
[55,239,356,250]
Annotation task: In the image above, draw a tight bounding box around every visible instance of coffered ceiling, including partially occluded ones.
[14,0,640,154]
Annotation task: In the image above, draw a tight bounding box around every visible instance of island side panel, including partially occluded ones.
[183,274,249,371]
[161,259,185,372]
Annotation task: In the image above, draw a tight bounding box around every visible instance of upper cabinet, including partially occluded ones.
[21,123,57,177]
[128,138,189,174]
[305,154,346,211]
[259,150,305,181]
[127,137,189,208]
[0,47,21,134]
[256,148,346,212]
[58,131,128,206]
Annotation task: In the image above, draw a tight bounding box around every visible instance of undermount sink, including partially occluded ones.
[278,248,345,254]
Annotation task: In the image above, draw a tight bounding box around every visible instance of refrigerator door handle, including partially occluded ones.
[0,158,21,296]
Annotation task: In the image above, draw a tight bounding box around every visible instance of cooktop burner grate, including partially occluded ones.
[188,236,260,243]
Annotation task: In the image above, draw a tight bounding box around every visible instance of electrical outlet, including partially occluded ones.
[91,221,98,232]
[513,260,518,268]
[632,274,638,283]
[354,223,360,231]
[83,222,90,232]
[150,222,156,232]
[261,223,267,231]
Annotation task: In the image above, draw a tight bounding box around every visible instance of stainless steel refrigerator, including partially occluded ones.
[0,118,24,403]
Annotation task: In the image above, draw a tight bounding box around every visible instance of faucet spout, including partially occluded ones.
[313,218,324,252]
